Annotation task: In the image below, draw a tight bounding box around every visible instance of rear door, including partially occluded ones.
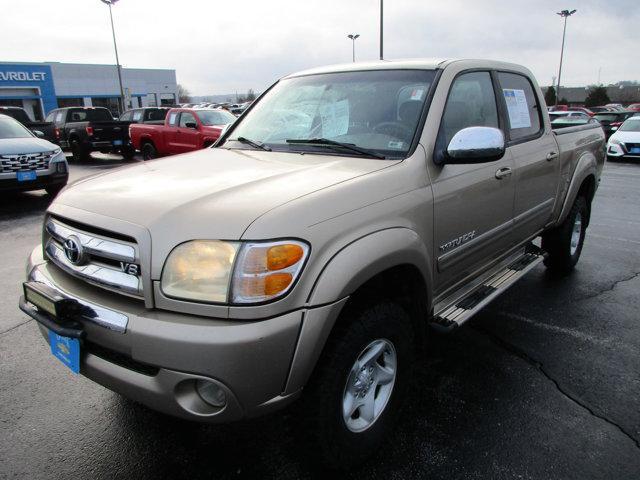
[430,70,516,295]
[495,71,559,240]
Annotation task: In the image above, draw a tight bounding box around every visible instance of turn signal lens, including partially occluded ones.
[231,240,309,303]
[267,244,304,271]
[265,273,293,295]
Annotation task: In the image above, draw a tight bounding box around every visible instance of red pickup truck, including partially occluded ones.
[129,108,236,159]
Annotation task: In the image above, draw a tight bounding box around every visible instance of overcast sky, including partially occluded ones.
[4,0,639,95]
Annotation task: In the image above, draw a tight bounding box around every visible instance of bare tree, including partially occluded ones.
[177,84,192,103]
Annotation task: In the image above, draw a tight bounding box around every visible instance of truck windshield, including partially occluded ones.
[197,110,236,126]
[224,69,436,158]
[0,116,33,139]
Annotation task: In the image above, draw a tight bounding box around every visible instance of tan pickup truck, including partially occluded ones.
[20,59,604,468]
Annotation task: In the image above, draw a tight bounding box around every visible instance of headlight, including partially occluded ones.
[161,240,239,302]
[609,137,622,146]
[160,239,309,304]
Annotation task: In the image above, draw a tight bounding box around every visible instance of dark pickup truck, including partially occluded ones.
[43,107,134,161]
[0,106,56,143]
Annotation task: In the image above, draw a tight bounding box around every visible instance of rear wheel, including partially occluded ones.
[141,142,157,161]
[70,139,90,162]
[542,195,588,274]
[300,301,414,469]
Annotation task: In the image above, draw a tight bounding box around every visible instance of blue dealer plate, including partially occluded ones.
[48,330,80,374]
[113,139,123,146]
[16,171,37,182]
[629,147,640,154]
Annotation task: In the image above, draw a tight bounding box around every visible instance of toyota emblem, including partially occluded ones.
[63,236,85,265]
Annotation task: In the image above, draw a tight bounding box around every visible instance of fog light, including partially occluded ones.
[196,380,227,408]
[55,162,67,173]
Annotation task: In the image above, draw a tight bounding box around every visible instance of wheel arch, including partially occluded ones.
[557,152,597,226]
[284,228,432,395]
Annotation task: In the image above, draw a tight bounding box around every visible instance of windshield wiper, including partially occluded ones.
[286,138,386,159]
[231,136,272,151]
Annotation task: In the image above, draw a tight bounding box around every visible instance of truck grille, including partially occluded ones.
[0,151,55,173]
[44,217,143,299]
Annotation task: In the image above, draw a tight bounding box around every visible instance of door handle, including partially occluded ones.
[495,167,512,179]
[546,151,559,161]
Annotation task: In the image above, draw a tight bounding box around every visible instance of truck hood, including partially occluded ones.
[0,137,59,154]
[54,148,397,241]
[610,130,640,144]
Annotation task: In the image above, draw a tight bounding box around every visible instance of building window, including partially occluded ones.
[57,97,84,108]
[91,97,120,117]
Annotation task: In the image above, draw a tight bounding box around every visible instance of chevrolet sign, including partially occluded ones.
[0,71,47,82]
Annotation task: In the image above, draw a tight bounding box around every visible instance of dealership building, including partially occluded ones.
[0,61,178,120]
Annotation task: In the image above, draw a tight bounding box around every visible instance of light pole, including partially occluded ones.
[555,9,576,106]
[379,0,384,60]
[100,0,126,114]
[347,34,360,62]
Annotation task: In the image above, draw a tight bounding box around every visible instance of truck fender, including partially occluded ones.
[556,152,597,226]
[284,228,432,395]
[307,227,432,307]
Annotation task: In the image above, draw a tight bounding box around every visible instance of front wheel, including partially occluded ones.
[45,184,66,198]
[542,195,588,274]
[300,301,414,469]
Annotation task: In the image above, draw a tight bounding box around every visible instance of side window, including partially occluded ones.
[496,72,542,141]
[168,112,178,126]
[132,110,143,122]
[54,111,65,125]
[45,111,55,122]
[120,111,133,121]
[440,71,499,147]
[179,112,197,128]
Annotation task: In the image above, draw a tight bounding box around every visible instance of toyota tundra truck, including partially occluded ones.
[19,59,604,468]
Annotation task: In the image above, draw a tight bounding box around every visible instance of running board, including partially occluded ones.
[430,248,545,333]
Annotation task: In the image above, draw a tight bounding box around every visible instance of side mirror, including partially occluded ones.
[33,130,45,138]
[185,122,198,129]
[446,127,505,163]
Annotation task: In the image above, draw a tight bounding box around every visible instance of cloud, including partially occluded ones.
[4,0,639,94]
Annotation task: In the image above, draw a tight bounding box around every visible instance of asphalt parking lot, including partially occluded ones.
[0,156,639,479]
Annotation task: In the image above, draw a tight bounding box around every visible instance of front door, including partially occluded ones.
[176,111,201,152]
[495,71,560,239]
[429,71,516,296]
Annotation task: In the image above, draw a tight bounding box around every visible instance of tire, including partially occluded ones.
[141,142,157,161]
[300,301,415,469]
[542,195,588,274]
[121,146,136,161]
[70,139,90,162]
[45,184,66,197]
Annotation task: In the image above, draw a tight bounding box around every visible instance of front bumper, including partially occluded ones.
[0,172,68,192]
[607,143,640,161]
[22,249,346,423]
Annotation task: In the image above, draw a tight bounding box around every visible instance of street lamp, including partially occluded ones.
[100,0,126,114]
[555,9,577,106]
[347,34,360,62]
[379,0,384,60]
